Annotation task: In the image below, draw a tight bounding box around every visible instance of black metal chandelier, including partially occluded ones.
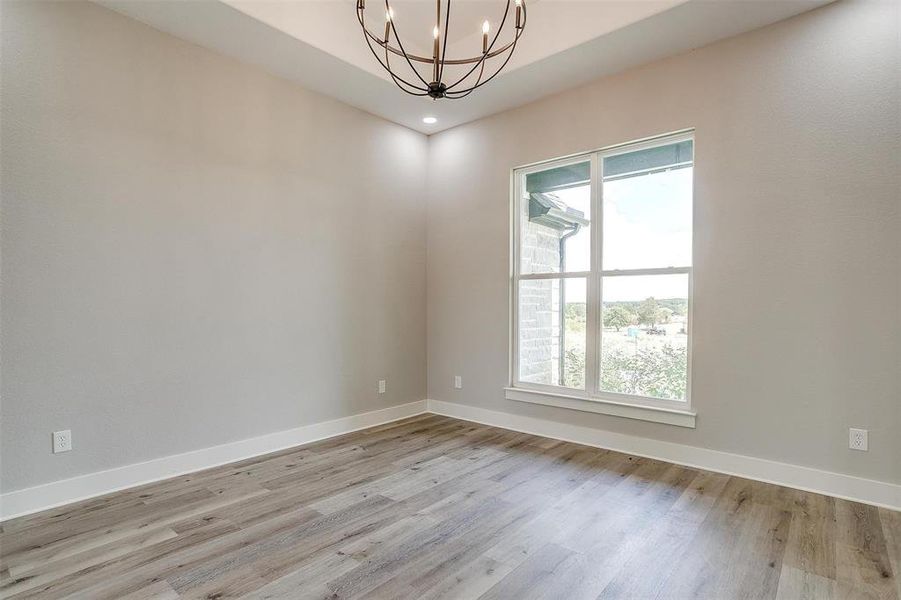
[355,0,527,99]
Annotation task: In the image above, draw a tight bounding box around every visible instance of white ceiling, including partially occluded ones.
[99,0,832,134]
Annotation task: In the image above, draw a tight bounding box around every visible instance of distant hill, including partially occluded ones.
[566,299,688,317]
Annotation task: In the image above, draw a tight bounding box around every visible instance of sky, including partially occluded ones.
[553,166,693,303]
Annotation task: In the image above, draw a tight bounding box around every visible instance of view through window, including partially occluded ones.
[514,133,693,405]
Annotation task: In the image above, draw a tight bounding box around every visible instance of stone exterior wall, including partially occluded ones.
[518,215,562,385]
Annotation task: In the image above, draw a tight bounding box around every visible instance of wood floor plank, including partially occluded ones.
[366,494,540,597]
[835,500,896,599]
[117,579,181,600]
[326,496,522,598]
[3,487,266,575]
[477,543,576,600]
[775,565,838,600]
[417,555,518,600]
[782,490,837,580]
[1,415,897,600]
[3,519,240,599]
[166,495,398,598]
[596,470,730,599]
[241,549,361,600]
[881,508,901,600]
[0,527,179,597]
[482,452,642,566]
[516,464,699,600]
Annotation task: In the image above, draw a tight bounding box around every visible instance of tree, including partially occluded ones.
[599,344,687,400]
[659,307,673,325]
[564,348,585,389]
[604,305,634,332]
[564,302,587,333]
[637,297,661,328]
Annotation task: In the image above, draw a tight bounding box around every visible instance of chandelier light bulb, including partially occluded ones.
[482,20,490,34]
[433,24,440,81]
[384,7,393,42]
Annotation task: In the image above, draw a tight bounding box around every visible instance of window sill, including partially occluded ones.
[504,387,696,428]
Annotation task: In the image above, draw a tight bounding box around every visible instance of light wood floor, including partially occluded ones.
[1,414,899,600]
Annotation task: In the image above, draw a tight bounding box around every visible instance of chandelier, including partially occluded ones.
[355,0,527,99]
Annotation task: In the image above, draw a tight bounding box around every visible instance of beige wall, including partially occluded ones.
[2,0,898,497]
[1,1,428,492]
[427,0,901,484]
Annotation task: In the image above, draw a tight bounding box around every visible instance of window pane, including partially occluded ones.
[520,161,591,274]
[518,278,586,389]
[602,141,692,270]
[600,274,688,401]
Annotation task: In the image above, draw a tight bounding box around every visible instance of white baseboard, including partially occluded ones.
[427,399,901,511]
[4,397,897,521]
[0,400,428,521]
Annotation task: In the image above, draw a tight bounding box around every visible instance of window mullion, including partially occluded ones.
[510,168,522,387]
[584,152,601,396]
[518,271,591,280]
[600,266,691,277]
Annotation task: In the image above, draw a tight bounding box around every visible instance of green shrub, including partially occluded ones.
[562,344,687,400]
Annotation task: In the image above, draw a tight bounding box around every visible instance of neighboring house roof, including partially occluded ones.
[529,192,590,231]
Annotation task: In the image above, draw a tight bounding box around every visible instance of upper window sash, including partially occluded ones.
[599,135,694,273]
[515,156,593,277]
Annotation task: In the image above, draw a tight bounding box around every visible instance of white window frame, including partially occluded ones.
[507,130,696,428]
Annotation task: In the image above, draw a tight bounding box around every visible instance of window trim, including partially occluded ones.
[509,130,695,427]
[503,387,696,428]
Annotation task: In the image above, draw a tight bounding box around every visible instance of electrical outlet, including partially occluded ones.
[378,379,386,394]
[454,375,462,389]
[849,428,868,451]
[53,430,72,454]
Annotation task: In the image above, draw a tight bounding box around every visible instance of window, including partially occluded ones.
[509,132,695,427]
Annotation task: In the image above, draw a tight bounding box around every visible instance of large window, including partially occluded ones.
[510,132,694,424]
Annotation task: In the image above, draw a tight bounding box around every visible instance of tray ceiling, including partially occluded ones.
[99,0,832,133]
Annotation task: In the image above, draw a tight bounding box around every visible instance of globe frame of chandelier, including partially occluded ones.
[355,0,527,99]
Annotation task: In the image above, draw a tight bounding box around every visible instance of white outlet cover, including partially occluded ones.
[53,430,72,453]
[849,428,868,451]
[378,379,386,394]
[454,375,462,389]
